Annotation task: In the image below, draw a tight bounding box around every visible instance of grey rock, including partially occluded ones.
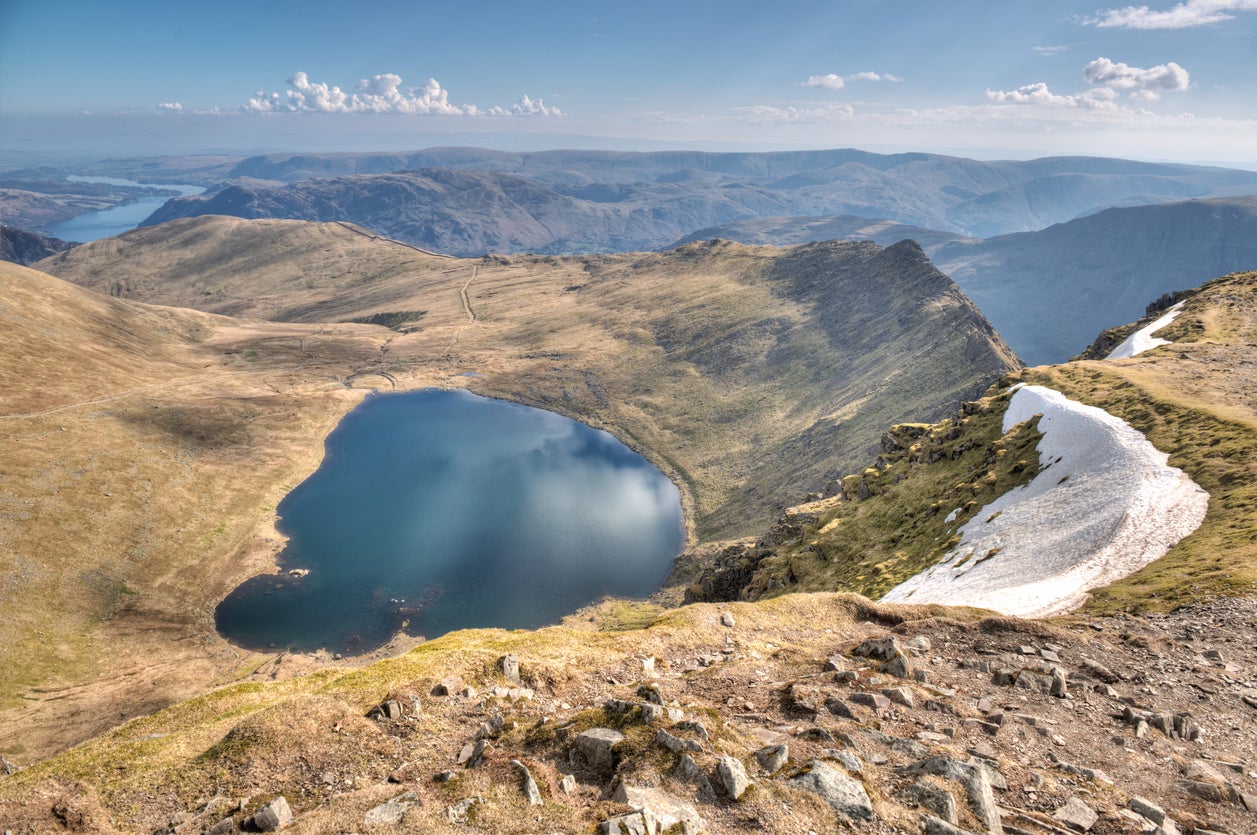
[612,783,706,833]
[824,654,847,672]
[897,780,959,824]
[674,753,716,799]
[849,691,891,710]
[833,750,863,774]
[825,696,856,719]
[787,760,873,821]
[446,796,485,825]
[574,728,625,775]
[884,654,912,679]
[674,719,710,741]
[637,683,665,705]
[511,759,543,806]
[205,818,235,835]
[905,635,932,654]
[500,653,520,685]
[1050,668,1068,698]
[560,774,577,795]
[369,699,403,721]
[250,797,293,832]
[852,635,903,661]
[363,791,419,826]
[1052,797,1098,832]
[656,729,702,754]
[1129,796,1168,824]
[882,686,915,708]
[431,676,463,696]
[923,815,979,835]
[756,743,788,773]
[901,756,1002,833]
[716,756,753,800]
[721,611,736,627]
[600,811,656,835]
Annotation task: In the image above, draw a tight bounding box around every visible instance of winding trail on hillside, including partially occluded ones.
[444,266,479,355]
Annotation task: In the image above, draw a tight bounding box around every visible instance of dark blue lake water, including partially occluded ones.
[214,389,685,654]
[46,176,203,242]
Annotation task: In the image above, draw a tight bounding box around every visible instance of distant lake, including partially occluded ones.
[46,176,203,242]
[215,389,685,654]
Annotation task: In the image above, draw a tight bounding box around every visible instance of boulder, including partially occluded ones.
[1052,797,1098,832]
[787,760,873,821]
[897,779,959,824]
[499,653,520,685]
[852,635,903,661]
[250,797,293,832]
[511,759,543,806]
[573,728,625,775]
[716,756,753,800]
[431,676,463,696]
[756,744,788,774]
[612,782,706,833]
[363,791,419,826]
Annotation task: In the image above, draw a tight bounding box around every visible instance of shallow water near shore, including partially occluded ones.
[215,388,685,654]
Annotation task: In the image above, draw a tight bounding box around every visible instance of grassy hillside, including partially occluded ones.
[39,217,1020,540]
[690,271,1257,615]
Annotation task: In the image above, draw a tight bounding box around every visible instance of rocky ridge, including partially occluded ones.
[1,595,1254,834]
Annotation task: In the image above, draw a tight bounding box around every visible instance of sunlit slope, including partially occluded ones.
[0,262,392,758]
[690,271,1257,615]
[40,216,1021,539]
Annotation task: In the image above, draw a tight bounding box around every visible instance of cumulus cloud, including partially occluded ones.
[803,70,901,90]
[736,103,855,123]
[986,83,1120,108]
[1082,57,1190,98]
[156,102,183,112]
[1084,0,1257,28]
[244,72,562,117]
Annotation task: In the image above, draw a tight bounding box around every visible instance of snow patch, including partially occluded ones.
[1106,302,1184,360]
[880,385,1208,618]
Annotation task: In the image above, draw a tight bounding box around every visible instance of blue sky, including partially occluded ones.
[2,0,1255,164]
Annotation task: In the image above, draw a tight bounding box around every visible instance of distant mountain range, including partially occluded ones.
[142,148,1257,246]
[681,196,1257,365]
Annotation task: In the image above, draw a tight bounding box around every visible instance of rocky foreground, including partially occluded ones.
[2,594,1254,834]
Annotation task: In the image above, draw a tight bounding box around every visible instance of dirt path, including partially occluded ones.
[459,266,478,323]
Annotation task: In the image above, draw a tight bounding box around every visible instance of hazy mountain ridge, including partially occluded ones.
[142,148,1257,249]
[676,195,1257,364]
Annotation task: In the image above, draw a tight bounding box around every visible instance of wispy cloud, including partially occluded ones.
[243,72,563,117]
[1083,0,1257,29]
[1082,57,1190,99]
[1033,46,1070,55]
[802,70,902,90]
[156,102,183,112]
[736,103,855,123]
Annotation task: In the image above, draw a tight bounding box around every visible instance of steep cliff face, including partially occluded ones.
[0,224,76,265]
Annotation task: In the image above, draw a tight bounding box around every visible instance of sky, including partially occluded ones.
[1,0,1255,166]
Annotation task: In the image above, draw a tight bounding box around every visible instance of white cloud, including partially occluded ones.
[736,103,855,123]
[243,72,563,117]
[986,82,1119,109]
[156,102,183,112]
[803,71,901,90]
[1084,0,1257,28]
[803,73,845,90]
[1082,57,1190,99]
[1033,45,1070,55]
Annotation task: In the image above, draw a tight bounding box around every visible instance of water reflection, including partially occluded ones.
[215,389,684,653]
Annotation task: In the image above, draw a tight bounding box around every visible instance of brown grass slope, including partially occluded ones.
[39,216,1020,539]
[685,271,1257,617]
[0,262,395,760]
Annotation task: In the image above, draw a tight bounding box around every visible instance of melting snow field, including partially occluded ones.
[1106,302,1184,360]
[880,385,1209,617]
